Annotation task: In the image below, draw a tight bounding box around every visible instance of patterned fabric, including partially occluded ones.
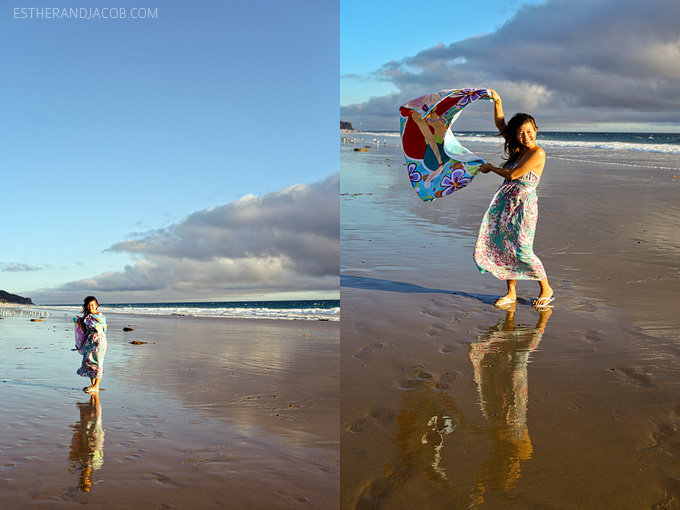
[74,322,86,352]
[474,170,547,280]
[76,312,107,379]
[399,88,493,202]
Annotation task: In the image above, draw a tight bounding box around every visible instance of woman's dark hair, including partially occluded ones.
[82,296,99,316]
[501,113,538,169]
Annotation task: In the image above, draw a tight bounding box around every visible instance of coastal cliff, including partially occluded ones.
[0,290,33,305]
[340,120,354,130]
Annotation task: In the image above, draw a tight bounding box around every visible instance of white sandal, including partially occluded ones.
[494,297,517,307]
[533,296,555,309]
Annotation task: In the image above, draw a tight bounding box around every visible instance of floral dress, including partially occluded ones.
[473,169,547,280]
[77,312,107,379]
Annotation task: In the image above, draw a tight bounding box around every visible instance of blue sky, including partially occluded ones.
[1,0,339,304]
[341,0,680,132]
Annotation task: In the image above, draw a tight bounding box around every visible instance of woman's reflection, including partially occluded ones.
[468,305,549,499]
[360,307,550,507]
[68,392,105,492]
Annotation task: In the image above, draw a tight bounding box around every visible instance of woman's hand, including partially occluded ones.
[489,89,501,103]
[480,163,493,174]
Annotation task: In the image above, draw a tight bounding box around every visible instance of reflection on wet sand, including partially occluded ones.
[68,393,105,492]
[468,305,548,504]
[386,306,549,507]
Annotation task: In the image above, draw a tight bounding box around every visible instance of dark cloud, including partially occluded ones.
[341,0,680,130]
[34,174,339,303]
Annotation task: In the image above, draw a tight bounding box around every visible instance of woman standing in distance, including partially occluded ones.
[76,296,107,393]
[473,90,554,308]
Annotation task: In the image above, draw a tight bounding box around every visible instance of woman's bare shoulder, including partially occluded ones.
[531,146,546,158]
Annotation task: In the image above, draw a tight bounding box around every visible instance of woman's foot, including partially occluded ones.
[494,283,517,306]
[83,386,99,394]
[533,295,555,309]
[533,281,553,307]
[494,295,517,307]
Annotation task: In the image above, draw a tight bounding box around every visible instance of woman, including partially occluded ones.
[76,296,107,393]
[473,90,554,308]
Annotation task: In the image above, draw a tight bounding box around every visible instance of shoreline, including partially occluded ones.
[5,305,340,322]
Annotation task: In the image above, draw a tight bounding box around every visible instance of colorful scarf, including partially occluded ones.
[399,88,492,202]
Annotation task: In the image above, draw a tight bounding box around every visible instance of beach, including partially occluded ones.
[0,309,339,508]
[341,134,680,508]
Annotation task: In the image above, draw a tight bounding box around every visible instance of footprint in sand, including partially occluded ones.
[120,450,145,462]
[427,322,447,336]
[399,368,435,389]
[420,308,442,319]
[370,407,395,424]
[425,311,469,337]
[152,472,172,485]
[421,299,456,321]
[353,343,384,359]
[651,421,680,456]
[618,367,653,387]
[652,490,680,510]
[434,371,462,389]
[439,344,457,354]
[356,473,402,507]
[582,330,604,344]
[568,403,584,412]
[347,416,373,433]
[574,301,598,312]
[347,408,395,433]
[647,405,680,458]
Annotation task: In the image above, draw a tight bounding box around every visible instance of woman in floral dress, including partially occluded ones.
[473,90,554,308]
[76,296,107,393]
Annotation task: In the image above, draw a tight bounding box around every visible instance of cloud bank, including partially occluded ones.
[341,0,680,130]
[34,174,339,303]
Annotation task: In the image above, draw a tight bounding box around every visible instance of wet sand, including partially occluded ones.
[0,310,338,508]
[341,137,680,508]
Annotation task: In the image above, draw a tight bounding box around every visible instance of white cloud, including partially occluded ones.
[33,174,339,303]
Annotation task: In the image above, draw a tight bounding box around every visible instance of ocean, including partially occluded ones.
[343,130,680,171]
[348,130,680,150]
[32,300,340,321]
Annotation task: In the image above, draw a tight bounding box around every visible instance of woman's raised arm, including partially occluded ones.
[490,89,507,135]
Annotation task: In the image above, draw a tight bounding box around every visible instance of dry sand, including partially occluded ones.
[341,139,680,509]
[0,311,338,508]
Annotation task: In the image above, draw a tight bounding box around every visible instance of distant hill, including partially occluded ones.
[340,120,354,130]
[0,290,33,305]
